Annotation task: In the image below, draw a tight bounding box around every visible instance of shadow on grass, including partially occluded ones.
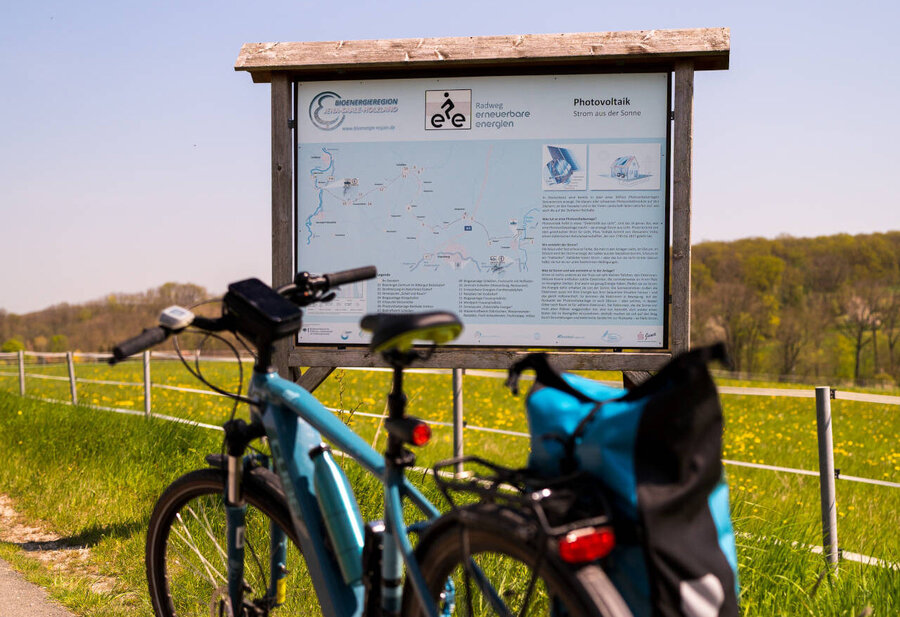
[16,519,144,553]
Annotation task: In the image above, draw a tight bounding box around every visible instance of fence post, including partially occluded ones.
[143,351,152,418]
[815,386,839,566]
[18,350,25,396]
[452,368,464,475]
[66,352,78,405]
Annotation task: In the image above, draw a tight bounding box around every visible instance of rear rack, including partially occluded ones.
[432,457,612,538]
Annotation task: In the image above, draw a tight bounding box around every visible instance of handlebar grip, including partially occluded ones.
[111,327,168,363]
[325,266,377,289]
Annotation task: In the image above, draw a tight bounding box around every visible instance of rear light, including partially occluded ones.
[411,422,432,446]
[558,526,616,563]
[385,416,432,447]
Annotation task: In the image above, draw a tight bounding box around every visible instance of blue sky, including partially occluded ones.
[1,0,897,314]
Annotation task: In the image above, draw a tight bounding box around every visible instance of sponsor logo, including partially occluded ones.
[309,91,345,131]
[600,330,622,344]
[555,334,585,341]
[426,89,471,130]
[473,330,502,341]
[636,331,658,341]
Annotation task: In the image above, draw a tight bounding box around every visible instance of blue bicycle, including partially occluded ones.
[111,267,631,617]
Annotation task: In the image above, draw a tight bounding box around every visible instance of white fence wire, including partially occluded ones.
[2,349,899,569]
[2,350,898,490]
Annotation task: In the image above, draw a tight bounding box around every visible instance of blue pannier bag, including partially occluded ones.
[506,344,739,617]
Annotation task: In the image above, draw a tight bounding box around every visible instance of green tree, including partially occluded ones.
[837,286,879,385]
[1,337,25,352]
[743,254,785,294]
[709,282,778,373]
[774,305,806,377]
[49,334,69,352]
[882,290,900,382]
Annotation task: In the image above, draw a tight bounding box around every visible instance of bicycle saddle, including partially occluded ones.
[360,311,462,353]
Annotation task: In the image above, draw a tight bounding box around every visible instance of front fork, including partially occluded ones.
[223,418,288,616]
[224,452,288,616]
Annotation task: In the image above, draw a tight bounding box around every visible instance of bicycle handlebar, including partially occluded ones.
[324,265,377,289]
[288,265,377,303]
[109,266,377,363]
[111,327,168,363]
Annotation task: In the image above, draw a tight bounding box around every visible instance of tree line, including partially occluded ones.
[691,231,900,385]
[0,283,209,354]
[3,231,899,385]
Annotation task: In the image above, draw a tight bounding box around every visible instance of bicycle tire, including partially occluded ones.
[401,503,632,617]
[146,466,322,617]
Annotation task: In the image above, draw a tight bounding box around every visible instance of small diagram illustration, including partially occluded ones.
[589,143,661,191]
[542,144,586,190]
[610,155,641,180]
[546,146,578,184]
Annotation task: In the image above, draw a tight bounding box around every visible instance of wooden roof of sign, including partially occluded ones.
[235,28,730,82]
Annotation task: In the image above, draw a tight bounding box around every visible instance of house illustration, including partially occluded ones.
[611,155,640,180]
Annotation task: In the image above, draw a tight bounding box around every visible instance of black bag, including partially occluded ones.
[507,345,739,617]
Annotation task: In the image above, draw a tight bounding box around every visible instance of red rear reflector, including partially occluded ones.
[558,526,615,563]
[411,422,432,446]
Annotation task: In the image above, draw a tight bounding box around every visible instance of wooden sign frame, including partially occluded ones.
[235,28,729,379]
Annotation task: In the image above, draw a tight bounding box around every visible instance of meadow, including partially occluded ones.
[0,355,898,616]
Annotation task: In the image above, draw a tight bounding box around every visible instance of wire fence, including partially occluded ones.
[1,350,898,486]
[2,349,899,569]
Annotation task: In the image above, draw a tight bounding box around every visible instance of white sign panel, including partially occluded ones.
[296,73,669,348]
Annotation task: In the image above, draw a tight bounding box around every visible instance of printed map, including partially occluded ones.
[298,141,541,278]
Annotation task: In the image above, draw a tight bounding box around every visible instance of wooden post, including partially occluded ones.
[66,352,78,405]
[671,61,694,356]
[452,368,464,475]
[296,367,335,392]
[17,350,25,396]
[143,351,152,418]
[622,371,651,390]
[271,73,294,379]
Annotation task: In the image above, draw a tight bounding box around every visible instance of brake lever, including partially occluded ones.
[278,283,335,307]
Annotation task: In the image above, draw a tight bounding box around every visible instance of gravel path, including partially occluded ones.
[0,494,119,616]
[0,558,76,617]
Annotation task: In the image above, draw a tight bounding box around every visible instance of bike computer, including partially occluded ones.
[158,306,196,331]
[224,278,304,342]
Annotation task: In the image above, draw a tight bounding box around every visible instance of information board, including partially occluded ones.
[296,73,670,349]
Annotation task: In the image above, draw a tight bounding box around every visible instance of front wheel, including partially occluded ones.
[145,466,322,617]
[401,504,632,617]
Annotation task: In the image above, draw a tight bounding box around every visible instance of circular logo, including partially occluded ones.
[309,91,344,131]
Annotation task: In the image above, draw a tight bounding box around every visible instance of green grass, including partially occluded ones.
[0,360,899,615]
[0,394,222,616]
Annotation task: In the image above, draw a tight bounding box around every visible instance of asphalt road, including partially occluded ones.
[0,558,75,617]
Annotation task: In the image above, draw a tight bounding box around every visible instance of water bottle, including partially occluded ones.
[310,444,365,584]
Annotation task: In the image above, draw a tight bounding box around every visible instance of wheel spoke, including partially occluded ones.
[173,512,227,585]
[515,547,546,617]
[148,470,326,617]
[190,504,229,565]
[466,558,513,617]
[406,505,630,617]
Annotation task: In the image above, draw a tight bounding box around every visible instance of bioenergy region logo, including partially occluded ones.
[308,91,399,131]
[425,89,471,130]
[309,91,344,130]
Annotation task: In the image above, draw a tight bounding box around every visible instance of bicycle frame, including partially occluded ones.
[225,367,443,617]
